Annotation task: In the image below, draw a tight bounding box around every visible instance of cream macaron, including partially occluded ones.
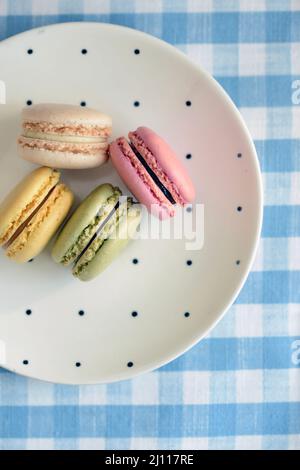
[0,167,74,263]
[18,103,112,169]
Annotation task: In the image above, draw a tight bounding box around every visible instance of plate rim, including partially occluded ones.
[0,21,263,384]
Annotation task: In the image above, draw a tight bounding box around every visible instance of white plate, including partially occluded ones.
[0,23,262,384]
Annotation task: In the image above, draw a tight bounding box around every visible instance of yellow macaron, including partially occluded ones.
[0,167,74,263]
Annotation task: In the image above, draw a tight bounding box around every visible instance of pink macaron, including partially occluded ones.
[109,127,195,219]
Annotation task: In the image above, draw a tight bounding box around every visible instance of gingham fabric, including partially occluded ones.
[0,0,299,451]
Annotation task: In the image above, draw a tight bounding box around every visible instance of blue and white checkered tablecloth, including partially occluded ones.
[0,0,299,451]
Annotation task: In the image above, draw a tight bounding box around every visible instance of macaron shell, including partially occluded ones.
[19,104,112,169]
[19,145,108,170]
[22,103,112,128]
[6,184,74,263]
[0,167,60,245]
[75,207,141,282]
[131,127,196,203]
[52,183,118,264]
[109,140,173,219]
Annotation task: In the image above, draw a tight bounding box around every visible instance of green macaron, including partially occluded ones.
[52,183,141,281]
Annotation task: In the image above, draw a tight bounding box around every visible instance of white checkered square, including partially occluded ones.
[289,434,300,450]
[236,370,263,403]
[291,43,300,74]
[187,0,213,12]
[235,435,262,450]
[268,108,293,139]
[130,438,158,449]
[0,1,7,15]
[241,107,267,140]
[235,304,264,338]
[83,0,111,14]
[289,238,300,271]
[288,303,300,336]
[183,371,210,404]
[132,373,159,404]
[251,240,264,271]
[185,44,213,74]
[289,369,300,401]
[290,173,300,205]
[291,0,300,11]
[264,369,290,402]
[78,438,106,450]
[181,437,209,449]
[135,0,162,13]
[239,43,266,76]
[292,107,300,138]
[26,439,54,450]
[27,380,54,406]
[31,0,60,15]
[79,384,107,405]
[238,0,266,11]
[263,173,294,206]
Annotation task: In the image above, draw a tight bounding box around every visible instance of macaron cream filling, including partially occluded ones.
[73,200,120,266]
[22,121,111,137]
[22,130,108,144]
[73,198,134,277]
[61,188,122,265]
[18,136,107,155]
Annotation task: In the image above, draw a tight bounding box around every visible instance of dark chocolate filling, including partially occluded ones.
[74,201,120,265]
[129,143,176,204]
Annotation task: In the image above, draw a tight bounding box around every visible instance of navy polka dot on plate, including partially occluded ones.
[23,360,29,365]
[25,309,32,316]
[26,100,32,106]
[75,362,81,368]
[186,260,193,266]
[27,49,33,55]
[127,361,134,368]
